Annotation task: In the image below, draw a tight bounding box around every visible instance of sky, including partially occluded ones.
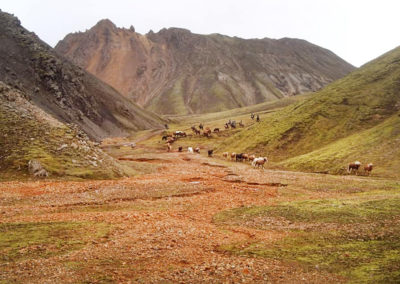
[1,0,399,67]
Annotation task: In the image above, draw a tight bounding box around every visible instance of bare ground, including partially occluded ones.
[1,151,353,283]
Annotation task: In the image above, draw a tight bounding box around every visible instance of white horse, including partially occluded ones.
[252,157,268,168]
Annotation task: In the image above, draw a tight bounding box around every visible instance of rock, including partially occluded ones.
[28,160,48,178]
[57,144,68,151]
[89,160,98,167]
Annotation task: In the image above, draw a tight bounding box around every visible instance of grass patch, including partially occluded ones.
[222,228,400,283]
[215,186,400,282]
[214,198,400,226]
[0,222,109,263]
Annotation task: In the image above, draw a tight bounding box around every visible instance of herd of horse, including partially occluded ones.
[161,121,374,175]
[348,161,374,175]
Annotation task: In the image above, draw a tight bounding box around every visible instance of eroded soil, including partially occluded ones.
[0,151,362,283]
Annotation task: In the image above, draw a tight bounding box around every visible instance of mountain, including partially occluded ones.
[0,11,164,141]
[218,46,400,178]
[0,82,129,180]
[55,19,355,115]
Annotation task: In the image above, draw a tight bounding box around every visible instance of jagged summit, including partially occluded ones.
[92,18,117,31]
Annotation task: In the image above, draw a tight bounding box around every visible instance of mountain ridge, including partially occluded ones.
[56,19,355,114]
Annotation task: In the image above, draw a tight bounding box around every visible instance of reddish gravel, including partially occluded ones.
[0,152,343,283]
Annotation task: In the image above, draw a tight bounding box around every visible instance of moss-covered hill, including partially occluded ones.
[219,46,400,178]
[0,82,127,180]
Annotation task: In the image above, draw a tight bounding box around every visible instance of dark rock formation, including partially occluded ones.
[0,11,163,140]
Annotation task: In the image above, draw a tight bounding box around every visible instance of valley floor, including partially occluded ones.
[1,146,399,283]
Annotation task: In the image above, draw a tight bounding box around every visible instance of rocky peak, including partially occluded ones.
[92,19,117,32]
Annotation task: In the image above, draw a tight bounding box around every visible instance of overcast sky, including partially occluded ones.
[1,0,399,67]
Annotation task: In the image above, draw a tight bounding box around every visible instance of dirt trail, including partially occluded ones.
[0,152,342,283]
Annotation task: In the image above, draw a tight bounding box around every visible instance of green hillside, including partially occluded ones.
[218,46,400,177]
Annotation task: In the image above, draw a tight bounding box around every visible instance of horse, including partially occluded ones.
[199,123,204,130]
[166,143,172,152]
[194,147,200,153]
[208,149,214,157]
[252,157,268,168]
[178,146,183,152]
[191,126,200,135]
[203,127,212,137]
[364,163,373,175]
[348,161,361,174]
[239,120,244,127]
[166,137,176,144]
[188,147,194,153]
[174,131,187,137]
[230,152,236,160]
[222,152,229,159]
[236,153,244,162]
[248,155,256,162]
[224,123,229,129]
[213,128,220,133]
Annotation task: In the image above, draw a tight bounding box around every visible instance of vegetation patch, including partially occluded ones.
[214,198,400,226]
[0,222,109,263]
[216,192,400,282]
[221,228,400,283]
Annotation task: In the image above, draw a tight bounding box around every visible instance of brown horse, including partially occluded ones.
[364,163,373,175]
[348,161,361,174]
[203,127,212,137]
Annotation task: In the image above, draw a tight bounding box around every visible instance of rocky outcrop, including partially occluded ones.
[56,19,355,114]
[0,11,164,140]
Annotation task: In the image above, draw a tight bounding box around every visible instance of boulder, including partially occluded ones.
[28,160,48,178]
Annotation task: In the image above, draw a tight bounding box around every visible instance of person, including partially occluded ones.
[256,115,260,122]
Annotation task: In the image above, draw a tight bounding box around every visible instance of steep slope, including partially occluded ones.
[0,11,163,141]
[0,82,128,180]
[219,46,400,177]
[55,19,355,115]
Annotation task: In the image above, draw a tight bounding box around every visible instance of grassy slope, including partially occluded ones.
[217,46,400,177]
[0,83,131,180]
[134,94,310,154]
[166,93,311,125]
